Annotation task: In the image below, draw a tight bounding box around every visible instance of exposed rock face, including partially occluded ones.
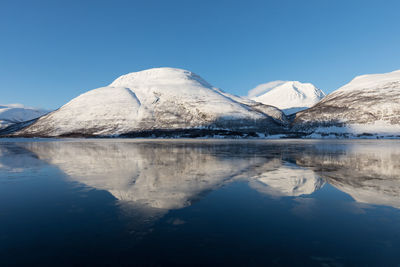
[248,81,325,115]
[8,68,288,137]
[293,70,400,136]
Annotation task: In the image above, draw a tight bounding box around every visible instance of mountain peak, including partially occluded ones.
[248,80,325,115]
[110,67,212,89]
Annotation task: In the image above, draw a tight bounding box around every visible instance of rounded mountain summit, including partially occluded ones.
[10,68,288,137]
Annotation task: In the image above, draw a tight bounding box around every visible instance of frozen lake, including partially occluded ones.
[1,139,400,265]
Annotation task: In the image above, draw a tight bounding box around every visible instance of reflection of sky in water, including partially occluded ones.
[1,139,400,265]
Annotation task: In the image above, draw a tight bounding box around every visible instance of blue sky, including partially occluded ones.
[1,0,400,109]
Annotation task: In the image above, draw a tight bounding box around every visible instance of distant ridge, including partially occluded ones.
[0,104,48,129]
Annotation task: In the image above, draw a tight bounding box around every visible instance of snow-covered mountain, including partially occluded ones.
[0,104,47,129]
[293,69,400,137]
[8,68,288,137]
[248,81,326,115]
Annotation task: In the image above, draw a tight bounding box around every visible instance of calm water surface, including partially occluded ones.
[0,139,400,266]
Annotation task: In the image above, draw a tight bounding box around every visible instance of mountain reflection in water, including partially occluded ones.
[1,139,400,266]
[4,139,399,211]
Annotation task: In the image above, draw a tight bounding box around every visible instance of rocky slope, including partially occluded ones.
[7,68,288,137]
[248,81,325,115]
[293,70,400,137]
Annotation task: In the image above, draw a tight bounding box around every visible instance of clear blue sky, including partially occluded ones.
[1,0,400,109]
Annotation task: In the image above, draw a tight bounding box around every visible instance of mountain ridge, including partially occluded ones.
[1,68,400,139]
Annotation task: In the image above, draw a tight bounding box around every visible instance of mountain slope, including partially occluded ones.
[9,68,288,137]
[0,104,48,129]
[248,81,325,114]
[293,69,400,137]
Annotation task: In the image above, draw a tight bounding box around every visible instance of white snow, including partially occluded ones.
[306,121,400,138]
[16,68,287,136]
[294,69,400,137]
[107,68,261,122]
[248,80,287,98]
[248,81,325,114]
[49,86,142,134]
[337,69,400,92]
[317,121,400,134]
[0,104,48,129]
